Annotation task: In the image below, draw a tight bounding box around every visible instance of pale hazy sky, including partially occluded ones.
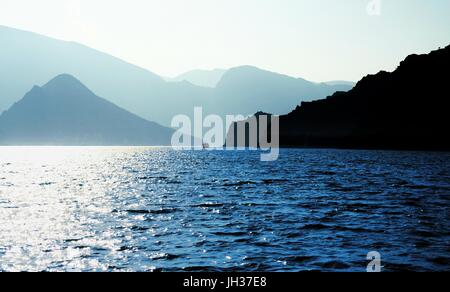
[1,0,449,81]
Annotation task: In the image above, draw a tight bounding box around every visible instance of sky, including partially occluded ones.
[1,0,449,82]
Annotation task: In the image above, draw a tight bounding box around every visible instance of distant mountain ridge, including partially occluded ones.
[0,25,211,126]
[227,45,450,150]
[0,25,353,126]
[0,74,174,146]
[165,69,227,88]
[213,66,353,116]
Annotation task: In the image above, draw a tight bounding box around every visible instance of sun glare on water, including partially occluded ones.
[0,146,163,271]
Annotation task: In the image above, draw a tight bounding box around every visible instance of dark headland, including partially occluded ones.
[227,45,450,151]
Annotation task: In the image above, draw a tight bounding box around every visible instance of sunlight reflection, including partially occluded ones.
[0,146,162,271]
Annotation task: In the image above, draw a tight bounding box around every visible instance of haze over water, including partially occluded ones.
[0,147,449,272]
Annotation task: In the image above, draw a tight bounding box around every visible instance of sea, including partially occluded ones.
[0,147,449,272]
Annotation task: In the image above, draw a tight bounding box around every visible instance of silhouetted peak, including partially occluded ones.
[220,65,312,85]
[217,65,297,89]
[0,74,174,146]
[42,74,94,96]
[230,65,261,72]
[224,66,284,78]
[44,74,83,87]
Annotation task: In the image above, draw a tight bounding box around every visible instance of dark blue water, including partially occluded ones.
[0,147,449,271]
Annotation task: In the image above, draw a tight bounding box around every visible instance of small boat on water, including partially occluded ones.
[202,143,210,149]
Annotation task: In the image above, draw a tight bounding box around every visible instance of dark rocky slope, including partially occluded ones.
[227,46,450,150]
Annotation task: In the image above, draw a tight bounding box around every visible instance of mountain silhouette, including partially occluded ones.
[165,69,227,88]
[0,74,174,146]
[0,26,353,126]
[0,26,211,126]
[227,45,450,150]
[213,66,353,116]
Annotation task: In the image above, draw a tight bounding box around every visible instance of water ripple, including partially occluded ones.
[0,147,449,272]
